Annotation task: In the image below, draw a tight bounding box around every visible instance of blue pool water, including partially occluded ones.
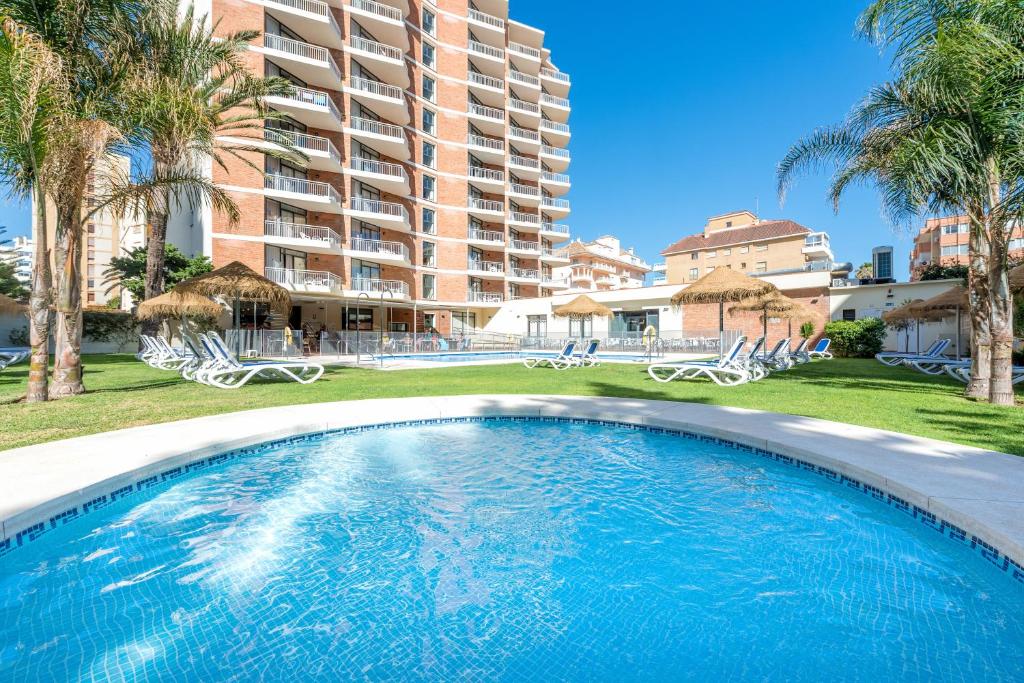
[1,419,1022,681]
[383,351,652,362]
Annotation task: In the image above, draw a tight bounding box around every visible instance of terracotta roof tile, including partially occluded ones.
[661,220,812,256]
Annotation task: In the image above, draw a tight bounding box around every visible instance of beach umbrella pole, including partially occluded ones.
[719,302,724,354]
[233,295,242,355]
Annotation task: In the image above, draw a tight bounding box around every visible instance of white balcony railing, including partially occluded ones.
[264,220,342,249]
[542,171,570,184]
[264,174,342,204]
[510,183,539,197]
[265,266,342,291]
[348,116,405,140]
[469,103,505,121]
[542,93,570,108]
[349,76,402,101]
[542,145,570,159]
[510,239,540,252]
[469,166,504,183]
[510,267,540,279]
[351,156,407,180]
[542,197,570,210]
[467,133,505,151]
[540,120,570,134]
[469,40,504,60]
[469,228,505,243]
[509,126,540,142]
[351,0,402,22]
[469,8,504,29]
[509,99,540,115]
[543,276,569,286]
[509,211,540,224]
[541,222,570,235]
[509,155,540,169]
[468,291,503,303]
[468,260,504,273]
[264,128,341,164]
[509,42,541,59]
[468,71,504,90]
[264,34,342,83]
[267,0,339,28]
[351,278,410,296]
[349,196,408,219]
[469,197,503,212]
[541,67,570,83]
[508,71,540,88]
[349,237,409,259]
[349,35,402,61]
[542,247,568,258]
[281,86,342,122]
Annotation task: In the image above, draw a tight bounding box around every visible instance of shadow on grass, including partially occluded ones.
[914,406,1024,456]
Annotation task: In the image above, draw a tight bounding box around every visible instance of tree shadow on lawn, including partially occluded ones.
[584,378,716,405]
[913,407,1024,456]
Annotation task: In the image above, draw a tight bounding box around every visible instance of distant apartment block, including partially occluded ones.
[909,215,1024,279]
[660,210,845,285]
[554,236,651,292]
[170,0,572,335]
[0,236,33,285]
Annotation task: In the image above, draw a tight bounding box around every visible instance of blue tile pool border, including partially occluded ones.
[1,415,1021,586]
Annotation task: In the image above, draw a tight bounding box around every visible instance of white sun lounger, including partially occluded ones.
[523,340,578,369]
[0,347,30,370]
[875,339,950,366]
[808,338,832,359]
[648,336,750,386]
[575,339,601,367]
[758,338,793,373]
[789,338,811,364]
[200,332,324,389]
[943,362,1024,385]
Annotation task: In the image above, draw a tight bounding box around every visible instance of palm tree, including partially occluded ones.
[0,18,67,402]
[129,4,300,336]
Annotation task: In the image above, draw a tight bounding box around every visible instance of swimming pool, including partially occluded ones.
[380,351,654,363]
[1,418,1021,680]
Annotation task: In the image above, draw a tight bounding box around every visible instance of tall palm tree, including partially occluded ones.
[129,4,300,335]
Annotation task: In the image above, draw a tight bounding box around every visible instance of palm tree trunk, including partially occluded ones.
[49,187,85,398]
[26,181,51,403]
[965,209,991,400]
[142,197,170,338]
[988,234,1015,406]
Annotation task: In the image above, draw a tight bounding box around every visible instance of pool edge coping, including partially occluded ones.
[2,395,1023,576]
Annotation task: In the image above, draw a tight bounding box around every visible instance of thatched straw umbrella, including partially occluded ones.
[730,291,819,347]
[0,293,26,316]
[909,285,969,359]
[883,299,945,353]
[136,289,224,321]
[175,261,291,354]
[671,267,778,350]
[552,295,612,338]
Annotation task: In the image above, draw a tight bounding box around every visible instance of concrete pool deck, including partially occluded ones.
[2,395,1023,576]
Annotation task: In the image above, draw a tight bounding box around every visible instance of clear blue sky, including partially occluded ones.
[0,1,912,275]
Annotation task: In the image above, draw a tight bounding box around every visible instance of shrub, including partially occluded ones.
[824,317,886,358]
[8,326,28,346]
[799,321,815,339]
[83,308,138,352]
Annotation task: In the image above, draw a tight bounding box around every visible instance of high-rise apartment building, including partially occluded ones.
[871,245,894,282]
[0,236,33,286]
[174,0,572,335]
[909,215,1024,279]
[555,236,651,292]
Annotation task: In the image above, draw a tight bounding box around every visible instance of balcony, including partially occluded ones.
[508,70,540,92]
[540,171,570,195]
[541,196,570,218]
[468,228,505,246]
[540,67,570,96]
[346,35,407,87]
[348,156,409,195]
[509,183,541,207]
[344,116,409,160]
[541,247,570,263]
[266,86,343,131]
[343,237,410,265]
[467,260,505,277]
[651,276,667,285]
[596,275,618,287]
[468,197,504,218]
[468,8,505,43]
[468,40,505,77]
[542,276,570,289]
[508,239,540,254]
[259,0,342,49]
[509,155,541,180]
[508,211,540,230]
[466,133,505,165]
[347,0,408,49]
[540,222,570,240]
[467,71,505,107]
[540,119,570,146]
[263,34,343,90]
[508,42,541,72]
[264,219,342,254]
[344,76,409,124]
[803,232,834,260]
[540,144,570,172]
[468,103,505,136]
[344,196,410,231]
[540,93,570,122]
[265,266,343,295]
[467,166,505,190]
[509,126,541,154]
[508,267,540,281]
[345,277,410,300]
[468,291,504,305]
[508,98,541,124]
[264,174,343,213]
[264,128,343,173]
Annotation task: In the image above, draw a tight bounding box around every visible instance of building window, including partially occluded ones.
[422,241,436,267]
[706,266,714,273]
[569,317,592,338]
[842,309,857,321]
[422,41,435,70]
[688,268,698,280]
[740,246,749,254]
[422,75,435,102]
[527,314,547,338]
[453,311,477,334]
[707,250,716,258]
[422,8,436,35]
[756,244,768,252]
[422,108,436,136]
[722,248,731,256]
[423,312,436,332]
[422,274,436,300]
[755,261,767,273]
[422,141,436,168]
[421,207,436,234]
[941,244,969,256]
[725,221,733,228]
[690,252,699,260]
[422,175,436,201]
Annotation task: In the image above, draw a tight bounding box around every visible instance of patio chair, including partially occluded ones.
[200,332,324,389]
[180,334,216,382]
[738,337,767,380]
[789,338,811,365]
[943,362,1024,385]
[647,336,751,386]
[0,346,29,370]
[759,338,793,372]
[523,340,578,369]
[808,338,832,359]
[875,338,950,366]
[575,339,601,367]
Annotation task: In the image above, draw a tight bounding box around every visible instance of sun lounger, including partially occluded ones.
[739,337,767,380]
[808,338,832,359]
[523,340,578,369]
[758,338,792,372]
[575,339,601,367]
[789,338,811,364]
[647,336,751,386]
[943,362,1024,385]
[200,332,324,389]
[875,339,950,366]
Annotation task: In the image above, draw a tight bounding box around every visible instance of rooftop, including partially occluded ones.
[661,219,813,255]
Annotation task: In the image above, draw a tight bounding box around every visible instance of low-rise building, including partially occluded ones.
[553,235,651,292]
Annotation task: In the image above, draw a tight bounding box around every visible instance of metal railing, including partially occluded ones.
[351,156,407,180]
[469,228,505,243]
[469,197,503,212]
[264,128,341,164]
[541,93,570,108]
[264,174,342,204]
[468,8,504,29]
[469,166,504,182]
[350,278,410,296]
[542,197,570,210]
[509,155,539,169]
[319,330,521,357]
[348,116,404,140]
[509,42,541,59]
[468,291,504,303]
[467,133,504,151]
[225,329,303,358]
[265,266,343,291]
[542,276,569,286]
[264,34,342,83]
[541,246,568,258]
[509,211,540,224]
[508,70,540,87]
[468,71,504,90]
[542,171,570,184]
[510,239,540,252]
[541,222,570,235]
[541,67,570,83]
[349,76,402,100]
[540,120,570,134]
[510,183,539,197]
[351,0,402,22]
[349,196,408,219]
[276,86,342,122]
[469,40,504,60]
[509,126,540,142]
[349,35,402,61]
[469,103,505,121]
[468,260,504,273]
[542,145,570,159]
[348,237,409,259]
[510,267,539,279]
[509,98,540,114]
[264,219,342,249]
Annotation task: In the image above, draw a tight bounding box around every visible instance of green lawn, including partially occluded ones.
[0,355,1020,454]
